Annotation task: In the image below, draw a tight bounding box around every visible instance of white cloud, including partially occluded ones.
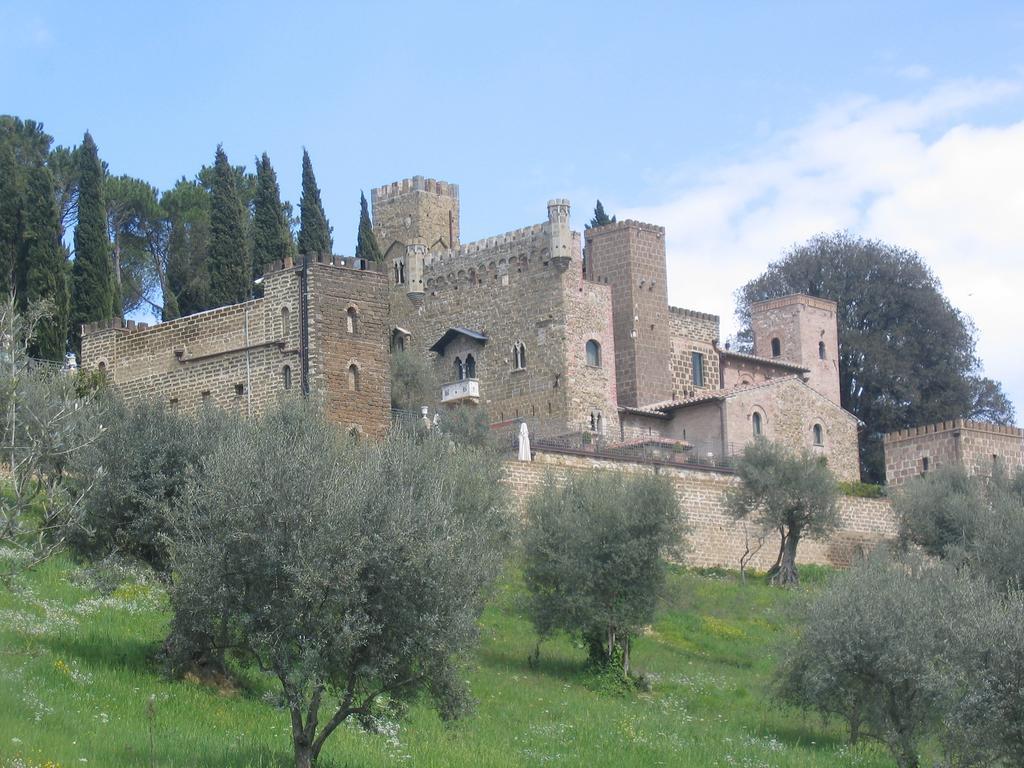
[621,79,1024,418]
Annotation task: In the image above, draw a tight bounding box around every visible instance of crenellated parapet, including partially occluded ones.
[884,419,1024,443]
[370,176,459,203]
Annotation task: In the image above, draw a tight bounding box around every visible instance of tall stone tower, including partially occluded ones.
[370,176,460,256]
[750,294,841,404]
[584,220,672,408]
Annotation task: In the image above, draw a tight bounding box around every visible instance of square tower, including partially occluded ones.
[370,176,460,258]
[584,220,673,408]
[750,294,841,405]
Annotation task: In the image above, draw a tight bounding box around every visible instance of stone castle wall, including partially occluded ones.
[503,450,896,569]
[80,259,391,436]
[884,419,1024,486]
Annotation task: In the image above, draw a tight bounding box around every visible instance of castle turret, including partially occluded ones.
[584,220,672,408]
[750,294,841,404]
[547,199,572,272]
[370,176,459,259]
[405,241,427,308]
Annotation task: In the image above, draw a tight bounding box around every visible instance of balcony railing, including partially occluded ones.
[441,378,480,403]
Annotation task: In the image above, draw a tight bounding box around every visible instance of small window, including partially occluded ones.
[921,456,930,474]
[281,306,291,338]
[283,365,292,390]
[234,383,245,397]
[512,342,526,370]
[818,340,826,360]
[812,423,824,446]
[454,357,464,381]
[348,364,360,392]
[346,306,359,334]
[752,412,763,437]
[590,410,603,433]
[169,397,179,408]
[393,259,405,285]
[465,354,476,378]
[771,338,781,357]
[692,351,704,387]
[586,339,601,367]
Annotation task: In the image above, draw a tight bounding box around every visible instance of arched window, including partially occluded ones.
[454,357,464,381]
[465,354,476,378]
[346,306,359,334]
[393,259,405,285]
[348,364,360,392]
[813,423,824,446]
[771,338,781,357]
[586,339,601,367]
[513,342,526,370]
[818,341,826,360]
[282,365,292,390]
[590,410,603,433]
[752,412,763,437]
[281,306,290,338]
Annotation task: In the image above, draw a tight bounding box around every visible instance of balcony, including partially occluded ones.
[441,378,480,404]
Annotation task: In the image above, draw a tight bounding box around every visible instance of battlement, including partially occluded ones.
[752,293,837,313]
[883,419,1024,443]
[371,176,459,203]
[261,253,387,275]
[425,221,550,268]
[669,305,720,323]
[586,219,666,238]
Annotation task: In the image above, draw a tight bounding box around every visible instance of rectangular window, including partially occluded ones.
[692,351,704,387]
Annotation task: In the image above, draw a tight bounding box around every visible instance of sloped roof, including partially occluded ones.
[717,347,809,373]
[428,327,488,354]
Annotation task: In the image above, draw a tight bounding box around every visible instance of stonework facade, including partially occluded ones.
[503,450,896,569]
[884,419,1024,487]
[81,258,391,436]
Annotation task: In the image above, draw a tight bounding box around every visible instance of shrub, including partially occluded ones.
[523,470,685,677]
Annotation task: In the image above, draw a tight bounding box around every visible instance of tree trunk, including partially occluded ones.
[622,634,630,677]
[293,741,313,768]
[771,528,800,586]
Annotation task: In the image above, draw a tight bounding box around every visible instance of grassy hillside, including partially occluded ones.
[0,554,900,768]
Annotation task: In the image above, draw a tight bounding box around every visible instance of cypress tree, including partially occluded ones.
[21,162,69,359]
[297,149,332,257]
[207,145,249,307]
[586,200,616,229]
[0,141,21,296]
[70,131,114,353]
[354,191,382,262]
[252,153,291,278]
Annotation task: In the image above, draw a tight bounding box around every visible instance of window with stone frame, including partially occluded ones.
[812,423,824,446]
[752,411,763,437]
[453,357,464,381]
[512,342,526,370]
[586,339,601,367]
[348,364,360,392]
[465,354,476,378]
[771,337,781,357]
[818,340,826,360]
[346,306,359,334]
[282,365,292,390]
[692,351,705,387]
[590,409,604,433]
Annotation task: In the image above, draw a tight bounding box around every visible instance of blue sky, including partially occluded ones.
[2,1,1023,415]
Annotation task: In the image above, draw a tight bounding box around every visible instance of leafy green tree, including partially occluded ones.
[0,297,100,576]
[252,153,293,280]
[21,163,68,360]
[165,403,510,768]
[895,464,1024,592]
[297,149,332,257]
[354,191,382,262]
[726,439,839,585]
[523,470,684,675]
[585,200,616,229]
[71,397,234,573]
[778,553,962,766]
[70,131,114,355]
[47,144,80,245]
[206,146,250,308]
[734,232,1015,482]
[389,349,436,411]
[161,178,210,318]
[0,139,21,295]
[104,175,161,316]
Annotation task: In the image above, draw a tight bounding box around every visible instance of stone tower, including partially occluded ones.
[750,294,841,404]
[370,176,460,256]
[584,220,672,408]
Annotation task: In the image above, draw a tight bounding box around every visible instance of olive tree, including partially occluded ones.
[165,401,510,768]
[778,553,961,768]
[0,297,100,577]
[726,439,839,585]
[523,470,684,676]
[895,465,1024,591]
[70,397,234,573]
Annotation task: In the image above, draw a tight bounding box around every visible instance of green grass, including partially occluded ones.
[0,554,899,768]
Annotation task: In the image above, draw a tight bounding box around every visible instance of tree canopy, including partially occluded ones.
[297,149,332,257]
[206,145,250,307]
[585,199,616,229]
[252,153,293,280]
[734,232,1015,482]
[354,191,382,262]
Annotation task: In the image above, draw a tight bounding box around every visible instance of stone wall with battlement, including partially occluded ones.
[503,450,896,569]
[81,261,391,436]
[884,419,1024,486]
[668,306,721,398]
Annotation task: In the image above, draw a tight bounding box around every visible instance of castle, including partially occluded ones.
[81,174,862,480]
